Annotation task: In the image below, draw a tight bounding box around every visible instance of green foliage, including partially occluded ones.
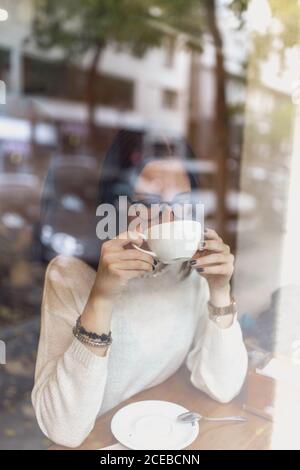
[32,0,204,58]
[229,0,300,62]
[229,0,249,21]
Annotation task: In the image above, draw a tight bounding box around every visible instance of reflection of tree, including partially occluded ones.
[150,0,247,238]
[204,0,230,236]
[32,0,202,151]
[230,0,300,238]
[32,0,157,150]
[231,0,300,175]
[189,0,248,237]
[30,0,250,236]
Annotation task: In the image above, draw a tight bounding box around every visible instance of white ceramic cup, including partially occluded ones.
[133,219,202,264]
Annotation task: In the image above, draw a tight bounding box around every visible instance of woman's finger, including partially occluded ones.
[191,253,233,267]
[196,263,234,275]
[104,250,155,267]
[116,249,155,266]
[122,270,148,281]
[202,239,230,253]
[203,228,222,242]
[103,231,144,252]
[110,260,154,272]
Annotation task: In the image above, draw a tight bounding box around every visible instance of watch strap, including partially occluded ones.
[208,296,237,322]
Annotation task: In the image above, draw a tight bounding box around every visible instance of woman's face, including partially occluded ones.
[131,159,192,226]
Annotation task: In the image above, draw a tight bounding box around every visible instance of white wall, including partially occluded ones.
[100,43,191,135]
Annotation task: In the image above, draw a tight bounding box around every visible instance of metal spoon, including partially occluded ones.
[178,411,247,426]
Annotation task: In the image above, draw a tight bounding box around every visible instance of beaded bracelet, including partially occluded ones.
[73,316,112,348]
[73,329,113,348]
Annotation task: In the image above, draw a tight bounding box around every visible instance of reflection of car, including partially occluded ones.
[0,173,41,223]
[35,156,101,266]
[0,173,42,273]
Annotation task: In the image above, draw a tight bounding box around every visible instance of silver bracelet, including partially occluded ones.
[207,296,237,323]
[73,329,113,348]
[73,316,113,348]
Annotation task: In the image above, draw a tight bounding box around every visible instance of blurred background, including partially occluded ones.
[0,0,299,449]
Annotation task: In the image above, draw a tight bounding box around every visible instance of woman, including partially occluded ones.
[32,132,248,448]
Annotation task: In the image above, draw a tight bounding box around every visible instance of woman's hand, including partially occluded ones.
[190,228,234,306]
[94,231,156,301]
[80,231,156,356]
[81,232,155,356]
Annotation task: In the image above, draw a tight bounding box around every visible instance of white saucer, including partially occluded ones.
[111,400,199,450]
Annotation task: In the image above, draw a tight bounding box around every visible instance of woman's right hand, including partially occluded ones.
[93,231,156,300]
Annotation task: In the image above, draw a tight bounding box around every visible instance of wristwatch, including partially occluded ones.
[207,296,237,323]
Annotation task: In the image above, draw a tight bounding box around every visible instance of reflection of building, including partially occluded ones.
[0,0,191,160]
[0,0,262,165]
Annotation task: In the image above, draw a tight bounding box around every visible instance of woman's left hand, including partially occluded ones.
[190,228,234,302]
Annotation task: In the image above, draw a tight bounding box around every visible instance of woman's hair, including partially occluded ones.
[97,129,199,207]
[97,129,200,279]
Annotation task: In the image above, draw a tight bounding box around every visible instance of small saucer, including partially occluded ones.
[111,400,199,450]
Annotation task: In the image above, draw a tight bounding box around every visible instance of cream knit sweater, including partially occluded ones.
[32,255,248,448]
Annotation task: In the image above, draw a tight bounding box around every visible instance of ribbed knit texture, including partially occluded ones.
[32,255,248,448]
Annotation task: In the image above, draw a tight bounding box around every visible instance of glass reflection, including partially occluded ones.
[0,0,300,450]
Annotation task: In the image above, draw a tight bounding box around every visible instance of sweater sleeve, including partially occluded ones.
[31,256,109,448]
[186,277,248,403]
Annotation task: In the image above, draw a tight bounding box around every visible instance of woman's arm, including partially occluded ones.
[186,277,248,403]
[31,256,110,448]
[79,289,114,357]
[187,227,249,403]
[32,233,155,447]
[79,230,154,356]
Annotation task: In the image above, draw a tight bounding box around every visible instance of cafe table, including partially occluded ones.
[50,364,291,451]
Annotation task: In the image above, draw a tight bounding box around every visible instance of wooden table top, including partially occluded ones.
[50,366,276,451]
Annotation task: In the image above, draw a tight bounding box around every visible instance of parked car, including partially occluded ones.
[0,173,42,267]
[0,173,43,318]
[34,155,101,267]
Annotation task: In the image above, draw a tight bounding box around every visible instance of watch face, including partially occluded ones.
[209,313,223,323]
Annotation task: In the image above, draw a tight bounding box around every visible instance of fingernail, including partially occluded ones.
[190,260,197,266]
[197,268,204,272]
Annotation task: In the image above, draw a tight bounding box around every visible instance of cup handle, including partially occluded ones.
[132,233,157,258]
